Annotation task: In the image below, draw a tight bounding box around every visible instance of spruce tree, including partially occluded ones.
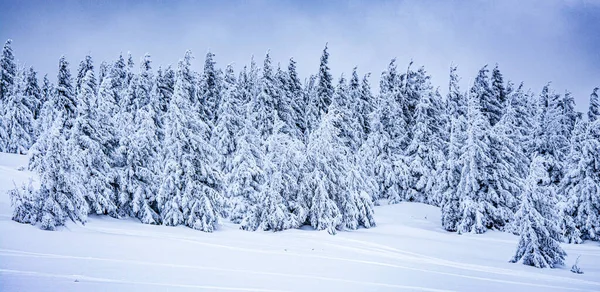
[589,88,599,122]
[474,65,502,126]
[456,88,493,234]
[510,155,566,268]
[228,116,266,224]
[405,68,443,204]
[70,70,117,215]
[4,70,33,154]
[286,58,306,137]
[249,52,278,140]
[158,51,223,231]
[306,44,333,133]
[0,39,16,103]
[199,51,220,124]
[212,64,243,174]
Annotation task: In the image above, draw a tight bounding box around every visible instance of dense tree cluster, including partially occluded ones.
[3,39,599,268]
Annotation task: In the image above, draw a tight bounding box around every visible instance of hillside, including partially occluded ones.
[1,153,599,292]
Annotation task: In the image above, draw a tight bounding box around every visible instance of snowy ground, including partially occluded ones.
[1,153,599,292]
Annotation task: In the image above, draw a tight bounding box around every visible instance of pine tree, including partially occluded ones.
[24,67,42,122]
[75,55,96,96]
[456,88,493,234]
[303,106,375,234]
[158,51,223,231]
[286,58,306,137]
[4,70,33,154]
[120,54,161,223]
[491,64,507,112]
[439,66,467,231]
[474,65,502,126]
[589,88,599,123]
[212,64,243,174]
[199,51,220,123]
[275,64,300,138]
[55,56,77,128]
[561,94,600,242]
[405,68,443,204]
[0,39,16,103]
[249,52,278,140]
[228,116,266,224]
[70,70,117,215]
[510,155,566,268]
[306,44,333,133]
[36,116,90,230]
[559,118,586,243]
[360,59,410,204]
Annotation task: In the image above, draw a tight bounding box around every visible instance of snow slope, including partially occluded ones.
[1,153,599,292]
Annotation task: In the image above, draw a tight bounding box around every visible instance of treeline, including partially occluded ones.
[1,39,599,268]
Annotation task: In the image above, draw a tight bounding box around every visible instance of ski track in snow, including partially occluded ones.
[0,251,453,292]
[13,224,596,292]
[0,269,290,292]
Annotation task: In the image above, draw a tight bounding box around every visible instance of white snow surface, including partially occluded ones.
[1,153,599,292]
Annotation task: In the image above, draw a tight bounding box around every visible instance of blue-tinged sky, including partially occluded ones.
[1,0,599,111]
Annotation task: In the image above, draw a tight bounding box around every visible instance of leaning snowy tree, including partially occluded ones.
[158,51,223,232]
[510,155,566,269]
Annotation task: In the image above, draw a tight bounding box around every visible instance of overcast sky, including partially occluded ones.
[1,0,599,112]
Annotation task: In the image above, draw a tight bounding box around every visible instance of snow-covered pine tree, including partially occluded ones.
[356,71,374,140]
[69,69,117,215]
[489,85,529,230]
[228,114,266,224]
[303,105,376,234]
[359,59,410,204]
[159,51,223,231]
[55,56,78,128]
[275,64,300,138]
[405,67,444,204]
[286,58,306,138]
[510,155,566,268]
[126,52,135,87]
[0,39,16,104]
[24,67,42,123]
[98,61,109,89]
[119,54,161,223]
[199,51,221,124]
[35,74,54,140]
[250,51,278,140]
[439,66,467,231]
[75,55,95,96]
[4,69,33,154]
[456,86,494,234]
[0,39,17,151]
[263,119,307,229]
[332,74,362,153]
[561,90,600,242]
[491,64,507,116]
[212,64,243,175]
[559,117,586,243]
[561,90,578,140]
[240,119,299,231]
[532,84,569,190]
[589,87,599,122]
[306,44,333,134]
[156,66,175,108]
[474,65,502,127]
[36,115,90,230]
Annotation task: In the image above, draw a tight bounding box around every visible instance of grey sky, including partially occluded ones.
[1,0,599,112]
